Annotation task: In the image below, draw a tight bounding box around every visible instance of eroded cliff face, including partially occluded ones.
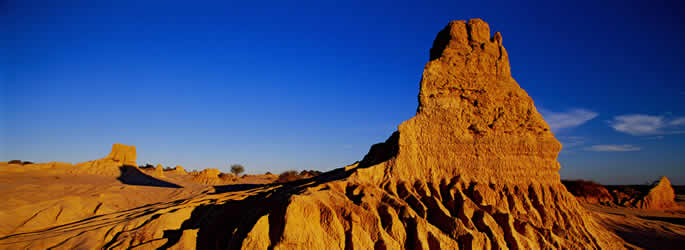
[354,19,561,185]
[0,19,626,249]
[280,19,624,249]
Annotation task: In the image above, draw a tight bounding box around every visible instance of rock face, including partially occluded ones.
[265,19,623,249]
[0,19,626,249]
[173,165,187,174]
[155,164,165,176]
[71,143,137,176]
[104,143,137,166]
[191,168,223,185]
[638,176,678,209]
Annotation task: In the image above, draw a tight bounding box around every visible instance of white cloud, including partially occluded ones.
[539,109,598,132]
[585,144,641,152]
[609,114,685,136]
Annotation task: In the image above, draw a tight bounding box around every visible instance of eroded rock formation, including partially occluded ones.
[70,143,138,176]
[0,19,626,249]
[638,176,678,209]
[191,168,223,185]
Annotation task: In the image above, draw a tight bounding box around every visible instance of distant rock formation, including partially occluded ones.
[155,164,165,177]
[638,176,678,209]
[191,168,222,185]
[71,143,137,176]
[172,165,187,174]
[562,179,614,204]
[563,177,679,210]
[104,143,137,166]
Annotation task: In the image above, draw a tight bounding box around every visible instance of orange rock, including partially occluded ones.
[638,176,678,209]
[172,165,187,174]
[104,143,137,166]
[71,143,137,176]
[155,164,165,177]
[191,168,223,185]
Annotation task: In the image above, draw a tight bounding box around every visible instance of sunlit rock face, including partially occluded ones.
[638,176,678,209]
[0,19,627,249]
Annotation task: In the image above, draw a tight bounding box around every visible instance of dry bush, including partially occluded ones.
[276,170,301,183]
[22,161,34,165]
[299,170,323,176]
[230,164,245,176]
[139,164,155,170]
[8,160,22,164]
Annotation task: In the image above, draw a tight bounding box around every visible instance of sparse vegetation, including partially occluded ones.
[22,161,34,165]
[230,164,245,176]
[300,170,322,176]
[8,160,22,164]
[276,170,301,183]
[139,164,155,169]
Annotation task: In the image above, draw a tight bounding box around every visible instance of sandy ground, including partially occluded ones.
[2,160,683,249]
[0,164,276,239]
[583,195,685,250]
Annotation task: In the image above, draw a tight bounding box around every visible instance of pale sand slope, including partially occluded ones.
[0,165,209,238]
[584,203,685,250]
[0,160,276,239]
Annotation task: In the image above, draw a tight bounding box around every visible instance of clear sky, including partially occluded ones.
[2,0,684,184]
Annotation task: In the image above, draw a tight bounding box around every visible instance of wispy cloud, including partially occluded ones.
[557,136,585,154]
[539,109,598,132]
[585,144,641,152]
[609,114,685,136]
[558,136,585,148]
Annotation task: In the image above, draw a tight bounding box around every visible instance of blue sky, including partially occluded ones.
[2,0,684,184]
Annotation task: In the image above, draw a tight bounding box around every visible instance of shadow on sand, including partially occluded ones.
[117,165,182,188]
[154,132,400,249]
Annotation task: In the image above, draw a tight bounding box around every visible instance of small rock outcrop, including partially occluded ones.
[191,168,222,185]
[154,164,165,177]
[72,143,137,176]
[104,143,137,166]
[172,165,187,174]
[638,176,678,209]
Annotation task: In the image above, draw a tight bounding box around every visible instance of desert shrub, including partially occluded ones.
[219,173,236,181]
[8,160,22,164]
[277,170,301,183]
[22,161,34,165]
[265,171,272,175]
[562,179,610,198]
[300,170,323,176]
[139,164,155,169]
[230,164,245,176]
